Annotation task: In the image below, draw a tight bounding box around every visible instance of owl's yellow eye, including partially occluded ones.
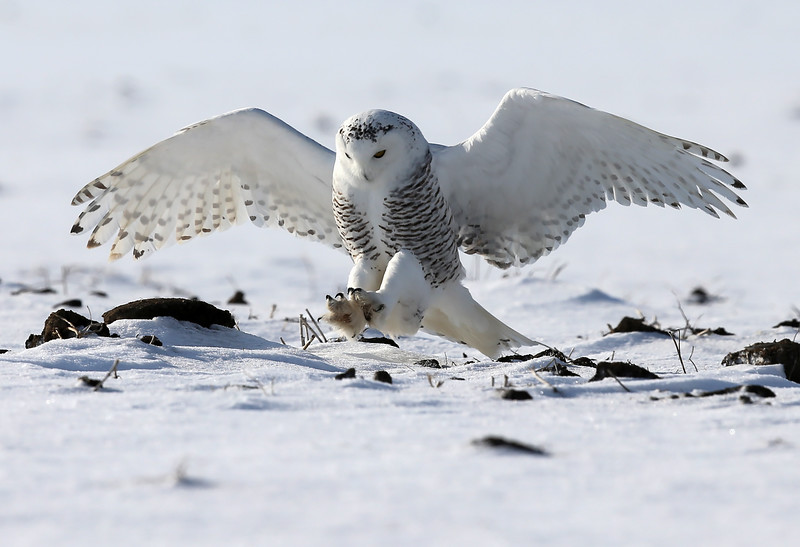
[373,150,386,158]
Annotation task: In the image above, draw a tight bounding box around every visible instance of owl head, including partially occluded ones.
[334,110,430,188]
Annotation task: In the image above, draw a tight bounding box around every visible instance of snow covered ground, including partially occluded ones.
[2,1,799,545]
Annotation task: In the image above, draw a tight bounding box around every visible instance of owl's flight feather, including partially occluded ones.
[71,88,746,265]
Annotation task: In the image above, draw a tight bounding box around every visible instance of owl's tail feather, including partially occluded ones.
[421,283,539,359]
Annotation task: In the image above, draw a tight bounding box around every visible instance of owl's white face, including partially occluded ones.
[333,110,430,190]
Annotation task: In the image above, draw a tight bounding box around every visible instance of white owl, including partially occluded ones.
[71,88,746,358]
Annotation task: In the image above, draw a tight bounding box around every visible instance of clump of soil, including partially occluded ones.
[701,327,735,336]
[536,360,580,377]
[358,335,399,348]
[571,357,597,368]
[722,339,800,383]
[103,298,235,328]
[373,370,393,384]
[528,348,581,376]
[650,384,776,403]
[25,309,111,349]
[589,361,660,382]
[687,286,724,305]
[606,316,670,336]
[227,291,248,305]
[773,318,800,329]
[11,286,56,296]
[472,435,549,456]
[334,368,356,380]
[139,335,163,346]
[500,389,533,400]
[496,353,537,363]
[415,358,444,368]
[54,298,82,308]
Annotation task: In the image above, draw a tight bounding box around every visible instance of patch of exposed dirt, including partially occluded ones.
[373,370,392,384]
[723,339,800,383]
[472,435,548,456]
[589,361,660,382]
[25,309,111,349]
[606,316,670,336]
[103,298,236,328]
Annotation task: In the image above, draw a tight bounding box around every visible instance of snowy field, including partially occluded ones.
[2,1,799,545]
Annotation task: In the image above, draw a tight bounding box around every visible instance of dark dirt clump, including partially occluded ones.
[606,316,670,336]
[78,376,103,388]
[571,356,597,368]
[695,384,776,399]
[11,286,56,296]
[227,291,248,305]
[533,348,570,361]
[703,327,735,336]
[651,384,776,402]
[54,298,82,308]
[139,335,163,346]
[25,309,111,349]
[500,388,533,400]
[687,286,724,305]
[334,368,356,380]
[722,339,800,383]
[589,361,660,382]
[537,360,580,377]
[358,335,399,348]
[373,370,392,384]
[773,318,800,329]
[472,435,549,456]
[415,358,444,368]
[496,353,536,363]
[103,298,236,329]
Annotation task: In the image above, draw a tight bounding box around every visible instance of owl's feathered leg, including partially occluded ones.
[351,250,432,338]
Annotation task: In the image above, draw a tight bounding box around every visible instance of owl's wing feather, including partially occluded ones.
[71,108,341,260]
[433,88,747,268]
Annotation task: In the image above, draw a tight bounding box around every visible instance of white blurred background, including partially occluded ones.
[1,0,798,314]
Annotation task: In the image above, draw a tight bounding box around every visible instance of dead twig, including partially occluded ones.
[687,345,698,372]
[302,333,318,351]
[669,330,687,374]
[609,372,631,393]
[79,358,120,391]
[427,374,445,388]
[531,366,563,396]
[305,308,327,343]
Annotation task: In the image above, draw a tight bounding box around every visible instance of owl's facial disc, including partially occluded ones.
[335,110,428,185]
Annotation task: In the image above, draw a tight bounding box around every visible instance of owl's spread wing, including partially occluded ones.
[433,88,747,268]
[71,108,341,260]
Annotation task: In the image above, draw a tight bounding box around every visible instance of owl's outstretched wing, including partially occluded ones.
[71,108,341,260]
[433,88,747,268]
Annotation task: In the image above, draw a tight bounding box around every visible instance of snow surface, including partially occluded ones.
[2,1,800,545]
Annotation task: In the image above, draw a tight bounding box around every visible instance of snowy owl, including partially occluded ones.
[71,88,746,357]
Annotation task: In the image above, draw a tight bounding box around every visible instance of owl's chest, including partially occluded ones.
[332,187,396,262]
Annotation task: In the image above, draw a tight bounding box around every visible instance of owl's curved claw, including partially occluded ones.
[322,290,367,338]
[350,288,385,321]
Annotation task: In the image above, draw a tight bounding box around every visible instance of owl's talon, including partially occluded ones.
[350,288,385,323]
[322,290,367,338]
